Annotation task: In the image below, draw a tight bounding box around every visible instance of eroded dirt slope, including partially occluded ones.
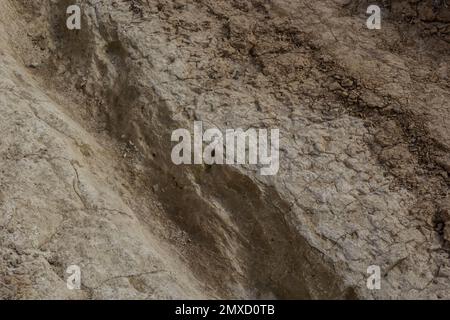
[1,0,449,299]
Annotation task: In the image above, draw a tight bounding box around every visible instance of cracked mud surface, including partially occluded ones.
[0,0,449,299]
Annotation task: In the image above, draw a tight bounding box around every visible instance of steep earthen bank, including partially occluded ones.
[1,0,449,299]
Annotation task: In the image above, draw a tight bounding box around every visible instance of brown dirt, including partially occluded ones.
[1,0,449,299]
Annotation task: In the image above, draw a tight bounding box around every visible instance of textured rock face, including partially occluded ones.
[351,0,450,40]
[0,0,449,299]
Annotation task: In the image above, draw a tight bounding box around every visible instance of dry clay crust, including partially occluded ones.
[0,0,449,299]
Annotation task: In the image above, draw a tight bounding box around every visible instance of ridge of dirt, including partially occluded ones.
[1,0,449,299]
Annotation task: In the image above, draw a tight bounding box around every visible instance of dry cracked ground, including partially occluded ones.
[0,0,449,299]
